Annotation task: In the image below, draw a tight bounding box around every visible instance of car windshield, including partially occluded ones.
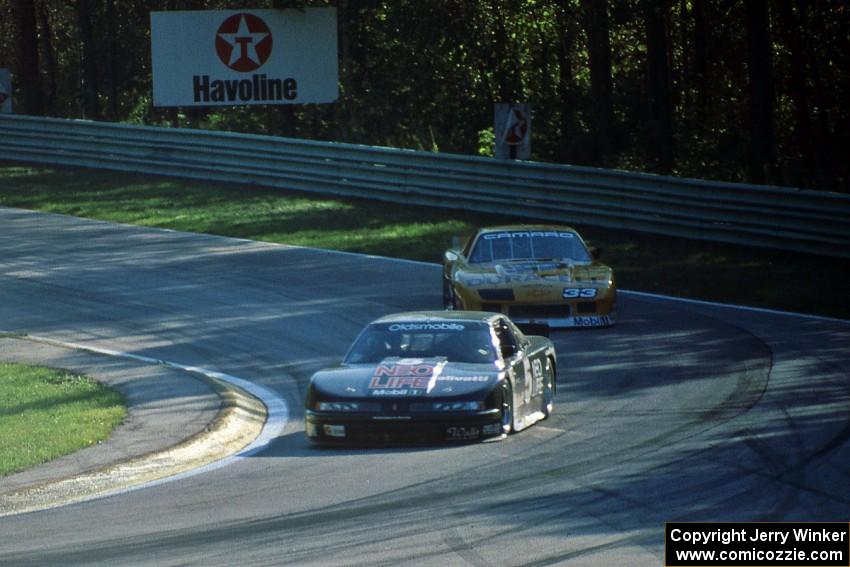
[468,230,591,263]
[344,321,497,364]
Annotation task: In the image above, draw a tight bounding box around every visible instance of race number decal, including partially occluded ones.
[563,288,598,299]
[531,358,544,396]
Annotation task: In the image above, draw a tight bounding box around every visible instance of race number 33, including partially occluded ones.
[563,288,597,299]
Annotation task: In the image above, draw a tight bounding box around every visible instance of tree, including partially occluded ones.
[0,0,847,191]
[11,0,44,115]
[582,0,615,166]
[744,0,775,184]
[642,0,674,173]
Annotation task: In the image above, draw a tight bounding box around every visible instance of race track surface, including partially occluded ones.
[1,207,848,566]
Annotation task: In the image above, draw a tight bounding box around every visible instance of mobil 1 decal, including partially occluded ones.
[151,8,338,107]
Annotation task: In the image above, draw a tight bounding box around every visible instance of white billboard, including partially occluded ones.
[150,8,338,107]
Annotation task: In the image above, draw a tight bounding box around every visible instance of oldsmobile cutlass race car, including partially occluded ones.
[304,311,556,444]
[443,225,616,328]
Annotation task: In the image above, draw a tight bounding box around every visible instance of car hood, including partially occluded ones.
[309,357,501,399]
[457,260,612,285]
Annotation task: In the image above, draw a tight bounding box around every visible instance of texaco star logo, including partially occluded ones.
[215,13,273,72]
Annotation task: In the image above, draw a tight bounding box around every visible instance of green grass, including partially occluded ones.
[0,361,126,477]
[2,162,849,320]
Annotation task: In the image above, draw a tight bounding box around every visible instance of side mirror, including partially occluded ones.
[500,343,516,359]
[589,246,602,260]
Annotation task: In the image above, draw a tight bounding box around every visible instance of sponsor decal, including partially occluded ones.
[150,8,338,107]
[369,358,446,393]
[446,426,481,440]
[571,315,611,327]
[215,13,272,72]
[531,358,544,396]
[482,422,503,435]
[563,287,598,299]
[436,375,491,383]
[371,389,420,397]
[194,74,297,103]
[388,323,465,332]
[194,13,294,103]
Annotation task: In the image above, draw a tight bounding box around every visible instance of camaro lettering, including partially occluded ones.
[482,231,574,240]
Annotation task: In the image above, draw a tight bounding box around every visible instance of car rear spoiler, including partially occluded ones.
[516,322,551,337]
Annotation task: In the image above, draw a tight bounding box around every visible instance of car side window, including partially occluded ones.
[495,318,519,359]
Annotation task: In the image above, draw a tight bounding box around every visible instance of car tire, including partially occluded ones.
[501,380,515,434]
[542,357,556,419]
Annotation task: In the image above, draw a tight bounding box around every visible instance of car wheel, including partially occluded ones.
[501,380,515,434]
[542,357,555,419]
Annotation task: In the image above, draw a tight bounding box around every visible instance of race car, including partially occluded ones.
[443,225,616,328]
[304,311,556,444]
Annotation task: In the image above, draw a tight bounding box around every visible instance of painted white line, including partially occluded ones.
[9,206,846,323]
[620,290,850,325]
[288,246,849,324]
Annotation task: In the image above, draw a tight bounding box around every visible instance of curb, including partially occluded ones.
[0,334,280,517]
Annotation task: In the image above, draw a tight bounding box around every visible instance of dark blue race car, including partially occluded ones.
[304,311,557,444]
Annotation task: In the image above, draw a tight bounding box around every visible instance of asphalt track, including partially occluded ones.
[0,206,848,566]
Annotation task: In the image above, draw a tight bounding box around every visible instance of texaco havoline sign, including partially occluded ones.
[150,8,338,107]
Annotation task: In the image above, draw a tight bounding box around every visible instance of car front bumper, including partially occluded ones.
[304,408,504,444]
[454,285,617,328]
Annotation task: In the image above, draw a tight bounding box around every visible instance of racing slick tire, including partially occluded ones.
[501,380,515,434]
[542,357,556,419]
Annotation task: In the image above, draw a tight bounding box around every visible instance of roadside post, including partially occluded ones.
[0,69,12,113]
[494,103,530,160]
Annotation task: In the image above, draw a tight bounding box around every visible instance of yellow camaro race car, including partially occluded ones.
[443,225,616,328]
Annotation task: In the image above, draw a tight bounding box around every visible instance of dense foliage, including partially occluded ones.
[1,1,847,191]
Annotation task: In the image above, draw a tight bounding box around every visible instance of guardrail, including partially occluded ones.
[2,114,849,258]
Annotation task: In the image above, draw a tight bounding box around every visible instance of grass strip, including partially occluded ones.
[1,162,848,320]
[0,361,126,477]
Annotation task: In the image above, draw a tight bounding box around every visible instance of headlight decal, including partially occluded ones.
[316,401,378,412]
[410,401,487,412]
